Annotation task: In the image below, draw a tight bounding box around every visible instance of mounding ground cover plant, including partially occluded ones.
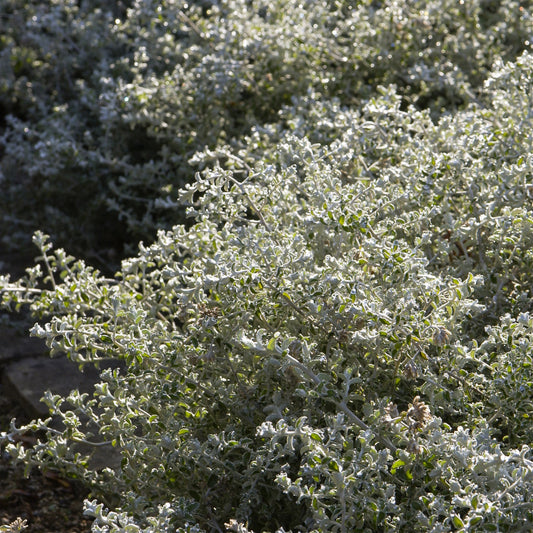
[1,1,533,532]
[0,0,531,267]
[2,51,533,530]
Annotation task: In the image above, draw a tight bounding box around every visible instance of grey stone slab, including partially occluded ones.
[3,356,124,470]
[3,356,106,417]
[0,325,47,364]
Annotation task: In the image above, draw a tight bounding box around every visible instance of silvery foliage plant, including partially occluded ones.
[0,0,531,267]
[2,49,533,530]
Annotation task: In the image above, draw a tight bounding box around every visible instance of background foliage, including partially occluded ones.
[1,0,531,268]
[1,0,533,531]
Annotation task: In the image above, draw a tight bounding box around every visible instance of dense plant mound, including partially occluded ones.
[2,50,533,530]
[0,0,531,267]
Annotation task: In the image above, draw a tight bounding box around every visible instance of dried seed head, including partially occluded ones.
[283,365,301,388]
[288,340,302,357]
[403,360,419,380]
[407,396,432,430]
[382,402,399,424]
[433,326,452,346]
[406,438,422,455]
[336,329,350,344]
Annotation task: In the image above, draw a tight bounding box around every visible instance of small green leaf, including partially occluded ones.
[469,516,482,526]
[452,515,464,528]
[328,459,340,472]
[391,459,405,474]
[312,497,319,510]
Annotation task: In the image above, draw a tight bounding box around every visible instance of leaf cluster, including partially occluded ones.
[1,2,533,531]
[0,0,531,268]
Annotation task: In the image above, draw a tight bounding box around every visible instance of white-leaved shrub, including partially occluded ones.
[2,52,533,530]
[0,0,531,268]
